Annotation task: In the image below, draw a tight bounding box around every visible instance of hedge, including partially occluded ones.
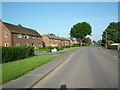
[2,46,34,63]
[70,44,80,47]
[37,45,80,52]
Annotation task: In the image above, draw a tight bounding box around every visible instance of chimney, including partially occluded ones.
[18,24,22,27]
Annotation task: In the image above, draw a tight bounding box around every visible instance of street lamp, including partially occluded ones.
[105,31,107,49]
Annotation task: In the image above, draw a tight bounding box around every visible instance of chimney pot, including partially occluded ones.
[18,24,22,27]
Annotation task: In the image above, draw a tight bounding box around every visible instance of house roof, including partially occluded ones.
[43,34,70,41]
[3,22,41,37]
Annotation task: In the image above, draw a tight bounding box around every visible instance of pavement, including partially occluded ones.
[32,46,118,88]
[96,46,119,57]
[2,46,118,88]
[2,47,79,88]
[35,52,66,56]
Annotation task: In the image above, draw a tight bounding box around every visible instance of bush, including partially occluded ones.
[2,46,34,63]
[86,43,92,46]
[70,44,80,47]
[63,45,71,48]
[46,46,64,52]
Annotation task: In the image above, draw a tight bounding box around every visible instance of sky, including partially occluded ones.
[2,2,118,41]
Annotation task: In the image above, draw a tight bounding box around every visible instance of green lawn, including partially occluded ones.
[58,47,79,52]
[34,48,48,53]
[1,55,60,84]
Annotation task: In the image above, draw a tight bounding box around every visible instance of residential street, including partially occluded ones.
[32,46,118,88]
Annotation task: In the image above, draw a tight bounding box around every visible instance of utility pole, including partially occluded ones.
[106,31,107,49]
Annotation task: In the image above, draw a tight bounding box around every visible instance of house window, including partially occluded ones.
[25,43,29,46]
[32,36,35,39]
[16,43,20,46]
[38,37,40,40]
[4,43,8,47]
[18,34,22,38]
[4,32,8,37]
[24,35,29,39]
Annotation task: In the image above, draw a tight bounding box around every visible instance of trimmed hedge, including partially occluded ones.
[37,45,80,52]
[70,44,80,47]
[2,46,34,63]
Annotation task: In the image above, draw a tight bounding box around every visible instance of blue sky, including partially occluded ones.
[2,2,118,41]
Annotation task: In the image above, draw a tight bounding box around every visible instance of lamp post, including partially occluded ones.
[105,31,107,49]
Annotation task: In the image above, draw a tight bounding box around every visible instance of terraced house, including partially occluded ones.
[0,20,43,49]
[42,34,70,47]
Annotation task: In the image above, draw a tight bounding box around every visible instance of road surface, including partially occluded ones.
[32,46,118,88]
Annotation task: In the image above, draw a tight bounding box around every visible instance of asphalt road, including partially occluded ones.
[32,46,118,88]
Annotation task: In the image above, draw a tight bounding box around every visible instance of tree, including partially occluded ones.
[49,33,56,36]
[102,22,120,45]
[70,22,92,41]
[93,40,97,45]
[83,37,91,43]
[82,37,92,46]
[97,40,102,46]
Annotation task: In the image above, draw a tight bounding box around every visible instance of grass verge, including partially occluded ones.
[34,48,48,53]
[101,46,119,51]
[58,47,79,52]
[1,55,60,84]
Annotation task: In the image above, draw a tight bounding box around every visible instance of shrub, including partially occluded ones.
[71,44,80,47]
[46,46,64,52]
[2,46,34,63]
[63,45,71,48]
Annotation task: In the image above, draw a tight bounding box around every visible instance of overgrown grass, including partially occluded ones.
[1,55,60,84]
[58,47,79,52]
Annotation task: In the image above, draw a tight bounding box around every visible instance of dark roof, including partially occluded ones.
[3,22,41,37]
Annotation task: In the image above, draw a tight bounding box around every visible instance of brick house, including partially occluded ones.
[42,34,70,46]
[67,38,80,45]
[67,38,74,45]
[0,20,43,49]
[72,38,80,45]
[59,37,70,46]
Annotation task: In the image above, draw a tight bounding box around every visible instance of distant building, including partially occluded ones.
[42,34,70,47]
[67,38,74,45]
[0,20,43,49]
[72,38,80,45]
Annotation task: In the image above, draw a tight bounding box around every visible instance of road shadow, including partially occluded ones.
[60,85,67,90]
[59,85,95,90]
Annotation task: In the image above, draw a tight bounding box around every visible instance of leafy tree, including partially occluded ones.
[93,40,97,44]
[70,22,92,41]
[102,22,120,44]
[97,40,102,45]
[49,33,56,36]
[83,37,92,46]
[83,37,91,43]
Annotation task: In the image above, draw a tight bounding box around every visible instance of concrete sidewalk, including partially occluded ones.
[97,47,119,57]
[35,52,66,56]
[2,48,80,88]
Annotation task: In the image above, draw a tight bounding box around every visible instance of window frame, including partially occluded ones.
[24,35,29,39]
[16,43,20,46]
[18,34,22,38]
[4,32,8,37]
